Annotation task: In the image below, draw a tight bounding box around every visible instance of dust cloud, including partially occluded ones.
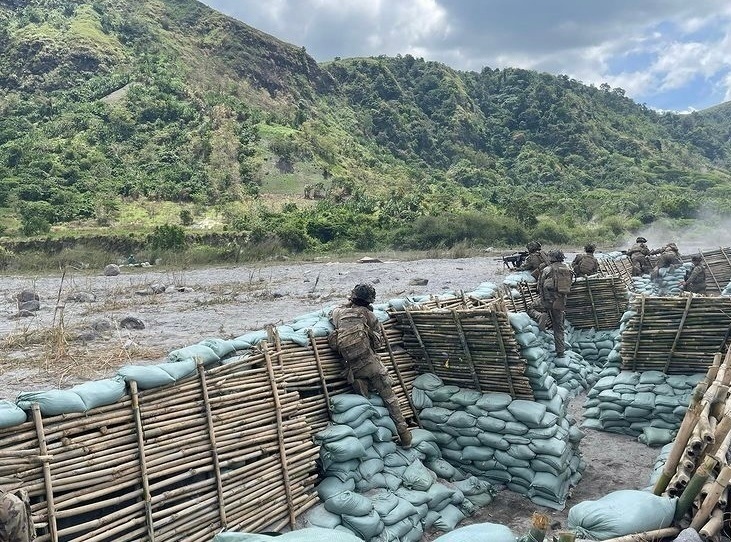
[620,212,731,256]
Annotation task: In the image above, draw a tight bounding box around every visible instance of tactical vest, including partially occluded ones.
[578,255,597,276]
[333,307,372,361]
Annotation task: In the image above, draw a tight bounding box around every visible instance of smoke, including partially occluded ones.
[619,208,731,255]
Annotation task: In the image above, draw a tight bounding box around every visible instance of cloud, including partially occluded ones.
[201,0,731,110]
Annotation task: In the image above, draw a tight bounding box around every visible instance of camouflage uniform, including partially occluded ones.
[329,303,409,443]
[683,263,707,294]
[528,259,572,357]
[571,253,599,277]
[0,488,34,542]
[519,250,551,280]
[651,246,682,281]
[627,242,651,276]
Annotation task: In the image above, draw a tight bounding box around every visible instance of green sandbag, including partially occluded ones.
[330,393,373,414]
[427,385,461,402]
[475,392,513,412]
[402,459,435,491]
[396,487,431,506]
[412,388,433,409]
[315,424,357,444]
[639,427,676,447]
[317,476,355,501]
[461,446,494,462]
[324,490,373,516]
[420,407,452,424]
[426,458,458,480]
[447,411,476,428]
[476,416,506,433]
[476,432,510,450]
[413,373,443,391]
[167,343,221,364]
[117,364,176,389]
[507,400,546,427]
[359,458,385,479]
[199,338,237,358]
[321,436,366,463]
[382,498,419,526]
[71,377,127,410]
[427,483,455,511]
[0,400,27,428]
[341,511,384,541]
[432,504,466,531]
[304,504,341,529]
[568,490,677,540]
[451,390,482,407]
[16,390,86,416]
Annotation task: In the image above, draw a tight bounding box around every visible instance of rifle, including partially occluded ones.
[501,251,529,269]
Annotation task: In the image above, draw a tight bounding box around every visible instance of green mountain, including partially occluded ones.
[1,0,730,256]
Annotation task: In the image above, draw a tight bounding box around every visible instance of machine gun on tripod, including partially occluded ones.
[500,251,529,269]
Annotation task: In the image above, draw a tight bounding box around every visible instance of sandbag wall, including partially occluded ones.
[631,264,690,296]
[305,394,496,541]
[0,354,320,542]
[412,373,586,510]
[682,246,731,294]
[393,300,534,399]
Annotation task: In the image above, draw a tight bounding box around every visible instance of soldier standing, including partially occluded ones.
[519,241,551,280]
[329,284,412,448]
[0,485,34,542]
[627,236,652,276]
[681,255,707,294]
[528,250,573,357]
[572,243,599,277]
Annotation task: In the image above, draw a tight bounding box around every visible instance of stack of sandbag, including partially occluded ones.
[465,281,500,302]
[308,394,495,540]
[412,373,585,510]
[631,264,691,296]
[568,327,621,371]
[509,312,598,396]
[582,370,704,441]
[646,442,674,489]
[503,271,536,300]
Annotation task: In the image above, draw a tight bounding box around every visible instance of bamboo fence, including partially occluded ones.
[681,247,731,294]
[0,348,319,542]
[504,276,629,331]
[393,299,534,399]
[598,256,634,289]
[620,295,731,374]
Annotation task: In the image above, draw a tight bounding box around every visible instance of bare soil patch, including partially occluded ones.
[0,254,658,539]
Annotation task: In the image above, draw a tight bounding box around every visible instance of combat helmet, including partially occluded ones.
[636,236,647,243]
[526,241,542,253]
[691,254,702,263]
[350,283,376,303]
[666,242,678,252]
[548,249,565,263]
[584,243,596,253]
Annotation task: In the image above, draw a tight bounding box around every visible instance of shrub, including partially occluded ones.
[149,224,186,250]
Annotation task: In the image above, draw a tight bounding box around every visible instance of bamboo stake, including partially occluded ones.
[130,380,156,542]
[262,343,296,529]
[32,404,58,542]
[698,508,724,541]
[379,321,420,425]
[576,527,680,542]
[196,361,227,530]
[690,464,731,530]
[674,455,718,521]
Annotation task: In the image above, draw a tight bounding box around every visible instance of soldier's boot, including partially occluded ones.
[397,425,412,448]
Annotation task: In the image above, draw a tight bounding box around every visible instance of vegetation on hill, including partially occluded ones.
[0,0,729,266]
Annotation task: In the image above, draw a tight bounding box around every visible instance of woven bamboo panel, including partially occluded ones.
[599,256,634,288]
[620,295,731,374]
[393,299,534,399]
[564,275,629,331]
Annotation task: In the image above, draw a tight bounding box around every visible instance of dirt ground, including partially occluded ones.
[0,253,658,539]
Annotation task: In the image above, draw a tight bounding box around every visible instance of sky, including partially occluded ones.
[199,0,731,113]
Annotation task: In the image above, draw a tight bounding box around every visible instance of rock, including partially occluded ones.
[76,330,99,342]
[18,300,40,311]
[149,283,166,294]
[67,291,96,303]
[372,278,380,284]
[408,278,429,286]
[358,256,383,264]
[104,264,121,276]
[119,316,145,330]
[16,290,39,303]
[91,318,113,333]
[11,310,35,319]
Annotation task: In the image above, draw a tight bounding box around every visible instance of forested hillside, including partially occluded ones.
[0,0,729,260]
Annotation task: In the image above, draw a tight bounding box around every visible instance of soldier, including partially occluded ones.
[651,243,682,281]
[519,241,551,280]
[0,485,34,542]
[329,284,412,448]
[681,255,707,294]
[572,243,599,277]
[627,236,652,276]
[527,250,573,357]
